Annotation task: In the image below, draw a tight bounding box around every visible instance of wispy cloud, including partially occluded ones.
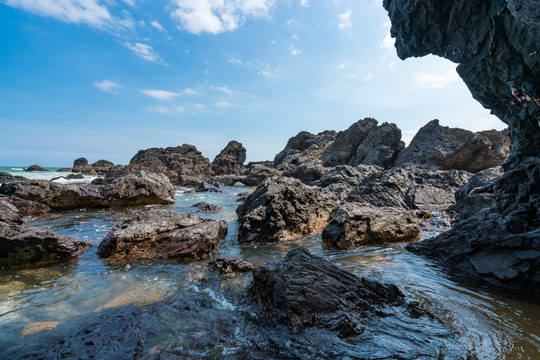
[94,79,122,94]
[414,69,460,89]
[300,0,309,7]
[338,10,351,28]
[150,20,166,32]
[124,42,160,62]
[181,88,202,95]
[290,45,301,56]
[216,101,232,107]
[380,21,394,49]
[150,105,186,114]
[211,85,234,94]
[121,0,135,6]
[141,89,179,100]
[170,0,274,34]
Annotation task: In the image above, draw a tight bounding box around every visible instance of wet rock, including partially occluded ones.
[1,195,50,217]
[127,144,213,186]
[0,221,91,270]
[57,168,72,172]
[282,158,326,184]
[312,164,381,187]
[195,181,222,193]
[0,198,23,225]
[25,165,48,172]
[97,208,227,261]
[191,202,221,214]
[251,247,428,338]
[0,172,26,182]
[322,203,419,248]
[209,256,254,274]
[212,140,247,175]
[0,170,175,210]
[236,177,338,243]
[66,173,84,180]
[73,157,89,169]
[395,120,510,173]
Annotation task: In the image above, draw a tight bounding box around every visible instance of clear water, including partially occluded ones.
[0,166,98,183]
[0,171,539,359]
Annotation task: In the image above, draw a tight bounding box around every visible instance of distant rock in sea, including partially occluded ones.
[25,165,48,172]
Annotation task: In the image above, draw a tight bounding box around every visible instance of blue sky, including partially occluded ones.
[0,0,505,167]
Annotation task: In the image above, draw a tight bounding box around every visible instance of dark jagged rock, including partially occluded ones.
[322,203,419,249]
[350,122,404,168]
[273,130,336,168]
[209,256,254,274]
[0,172,26,182]
[66,173,84,180]
[195,181,222,193]
[191,202,221,214]
[236,177,338,243]
[127,144,213,186]
[72,158,123,175]
[0,198,23,225]
[395,120,510,173]
[1,195,50,217]
[212,140,247,175]
[25,165,48,172]
[312,165,381,187]
[57,168,72,172]
[282,158,326,184]
[251,247,430,338]
[212,164,281,187]
[97,208,227,261]
[348,166,471,212]
[0,221,91,270]
[385,0,540,294]
[73,157,89,169]
[0,171,175,210]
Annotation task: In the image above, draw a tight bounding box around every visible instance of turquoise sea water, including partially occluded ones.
[0,166,98,183]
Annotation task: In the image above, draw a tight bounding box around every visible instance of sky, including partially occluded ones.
[0,0,506,167]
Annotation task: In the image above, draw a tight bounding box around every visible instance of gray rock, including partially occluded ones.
[1,195,50,217]
[274,130,336,168]
[0,172,26,183]
[282,158,326,184]
[351,122,405,168]
[191,202,221,214]
[313,164,381,187]
[211,140,247,175]
[322,203,420,248]
[0,198,23,225]
[236,177,338,243]
[194,181,222,193]
[25,165,47,172]
[209,256,254,274]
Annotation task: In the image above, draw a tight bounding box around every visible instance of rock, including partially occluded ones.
[385,0,540,294]
[236,177,338,243]
[211,140,247,175]
[97,208,227,261]
[324,182,353,201]
[350,122,405,168]
[273,130,336,168]
[0,171,175,210]
[57,168,72,172]
[236,196,246,202]
[209,256,254,274]
[282,158,326,184]
[395,120,510,173]
[245,164,281,186]
[0,172,26,183]
[0,221,91,270]
[73,157,89,170]
[66,173,84,180]
[312,165,381,187]
[72,158,122,175]
[322,203,419,248]
[194,181,222,193]
[191,202,221,214]
[127,144,213,186]
[0,198,23,225]
[251,247,429,338]
[25,165,48,172]
[1,195,50,217]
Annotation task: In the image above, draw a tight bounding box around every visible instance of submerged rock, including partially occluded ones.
[25,165,48,172]
[0,171,175,210]
[191,202,221,214]
[236,177,338,243]
[0,221,91,270]
[194,181,222,193]
[211,140,247,175]
[251,247,429,338]
[209,256,254,274]
[322,203,419,249]
[97,208,227,261]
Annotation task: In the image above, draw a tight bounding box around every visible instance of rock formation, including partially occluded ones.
[25,165,47,172]
[97,208,227,261]
[395,120,510,173]
[72,158,121,175]
[384,0,540,294]
[209,256,254,274]
[211,140,247,175]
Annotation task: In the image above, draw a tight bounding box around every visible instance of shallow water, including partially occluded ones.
[0,181,539,359]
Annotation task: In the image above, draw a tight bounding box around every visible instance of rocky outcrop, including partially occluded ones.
[251,247,431,338]
[384,0,540,294]
[0,171,175,210]
[25,165,47,172]
[127,144,213,186]
[312,165,381,187]
[212,163,281,187]
[395,120,510,173]
[194,181,222,193]
[322,203,419,249]
[73,158,121,175]
[73,157,89,169]
[0,221,90,270]
[211,140,247,175]
[191,202,221,214]
[282,158,326,184]
[0,198,23,225]
[273,130,336,169]
[236,177,338,243]
[209,256,254,274]
[0,172,26,183]
[97,208,227,261]
[1,195,50,217]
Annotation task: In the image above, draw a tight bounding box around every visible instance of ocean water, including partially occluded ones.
[0,171,539,358]
[0,166,98,183]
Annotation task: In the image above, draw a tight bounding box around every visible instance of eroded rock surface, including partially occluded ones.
[212,140,247,175]
[209,256,254,274]
[25,165,48,172]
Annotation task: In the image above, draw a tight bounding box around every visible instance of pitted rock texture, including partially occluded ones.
[0,171,175,210]
[209,256,255,274]
[211,140,247,175]
[395,120,510,173]
[236,177,338,243]
[72,158,122,175]
[251,247,430,338]
[97,208,227,261]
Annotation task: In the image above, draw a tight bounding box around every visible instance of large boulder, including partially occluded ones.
[0,198,23,225]
[350,122,405,168]
[97,208,227,261]
[0,221,91,270]
[25,165,47,172]
[395,120,510,173]
[384,0,540,294]
[312,164,381,187]
[1,195,50,217]
[282,158,326,184]
[273,130,336,168]
[236,177,338,243]
[251,247,431,338]
[322,203,419,249]
[0,172,26,183]
[0,171,175,210]
[128,144,213,186]
[72,158,121,175]
[211,140,246,175]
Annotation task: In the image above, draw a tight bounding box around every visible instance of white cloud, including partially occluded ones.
[182,88,203,95]
[229,58,243,65]
[170,0,274,34]
[381,29,395,49]
[300,0,309,7]
[151,105,186,114]
[94,79,122,93]
[150,20,166,32]
[211,85,234,94]
[141,89,179,100]
[124,42,160,62]
[289,45,301,56]
[122,0,135,6]
[338,10,351,28]
[216,101,232,107]
[414,69,460,89]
